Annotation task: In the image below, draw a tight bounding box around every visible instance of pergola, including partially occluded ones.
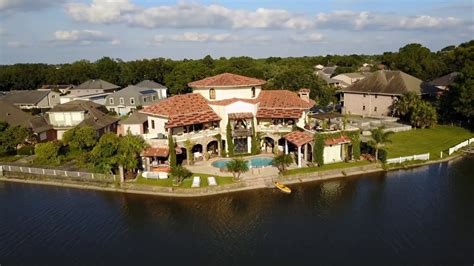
[283,131,314,168]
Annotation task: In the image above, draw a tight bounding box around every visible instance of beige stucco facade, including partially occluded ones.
[193,86,262,101]
[342,92,396,117]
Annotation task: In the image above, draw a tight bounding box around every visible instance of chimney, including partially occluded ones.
[298,88,310,103]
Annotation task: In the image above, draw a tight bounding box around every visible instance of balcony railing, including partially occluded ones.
[174,128,221,142]
[257,125,293,133]
[232,128,252,138]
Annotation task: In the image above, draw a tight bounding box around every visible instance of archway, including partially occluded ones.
[177,147,186,165]
[263,137,275,153]
[207,140,218,156]
[306,143,313,162]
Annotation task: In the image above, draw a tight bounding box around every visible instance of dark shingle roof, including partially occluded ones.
[120,112,148,125]
[0,100,52,133]
[48,100,102,112]
[72,79,120,91]
[135,80,167,89]
[429,72,459,87]
[342,70,438,95]
[1,90,50,105]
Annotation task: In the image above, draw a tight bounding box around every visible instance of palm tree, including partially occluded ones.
[226,159,249,181]
[272,153,294,175]
[170,165,192,186]
[183,139,195,165]
[368,126,393,162]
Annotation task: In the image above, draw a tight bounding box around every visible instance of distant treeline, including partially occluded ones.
[0,40,472,97]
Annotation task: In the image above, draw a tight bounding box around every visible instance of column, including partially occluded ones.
[217,140,222,157]
[145,157,150,171]
[298,146,302,168]
[304,144,308,161]
[247,137,252,154]
[285,139,288,155]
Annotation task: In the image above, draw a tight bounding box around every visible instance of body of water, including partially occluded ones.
[1,157,474,265]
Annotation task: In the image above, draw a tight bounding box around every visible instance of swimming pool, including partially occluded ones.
[211,156,274,169]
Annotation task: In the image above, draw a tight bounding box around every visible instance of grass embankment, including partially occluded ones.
[384,125,473,160]
[135,173,234,188]
[285,160,371,176]
[0,155,25,163]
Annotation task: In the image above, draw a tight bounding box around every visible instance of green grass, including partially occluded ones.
[285,160,371,176]
[384,125,473,160]
[135,172,234,188]
[0,155,26,162]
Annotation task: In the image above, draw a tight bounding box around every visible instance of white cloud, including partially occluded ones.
[0,0,63,13]
[53,30,119,45]
[6,41,29,48]
[315,11,463,30]
[66,1,314,30]
[152,32,240,44]
[291,33,324,42]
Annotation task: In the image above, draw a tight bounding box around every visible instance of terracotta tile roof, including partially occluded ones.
[325,136,351,145]
[141,93,221,128]
[256,108,304,119]
[228,112,254,119]
[142,146,182,157]
[188,73,266,88]
[258,90,313,109]
[284,131,314,147]
[207,97,258,106]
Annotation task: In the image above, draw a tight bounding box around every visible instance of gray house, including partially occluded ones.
[105,85,165,116]
[135,80,168,99]
[0,90,61,109]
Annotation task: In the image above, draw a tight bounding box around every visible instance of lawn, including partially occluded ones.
[285,160,371,176]
[0,155,25,163]
[384,125,473,160]
[135,172,234,188]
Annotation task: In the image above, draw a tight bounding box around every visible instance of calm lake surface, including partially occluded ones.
[1,157,474,265]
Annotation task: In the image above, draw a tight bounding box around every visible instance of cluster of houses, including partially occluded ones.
[0,68,457,174]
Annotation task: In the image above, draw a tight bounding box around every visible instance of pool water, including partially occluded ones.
[212,157,274,168]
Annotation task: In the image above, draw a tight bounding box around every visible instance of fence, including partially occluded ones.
[386,153,430,164]
[0,164,116,182]
[448,138,474,155]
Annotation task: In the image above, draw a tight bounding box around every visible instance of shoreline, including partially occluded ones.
[0,153,467,198]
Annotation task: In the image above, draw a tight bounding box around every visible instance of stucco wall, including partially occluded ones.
[147,115,168,135]
[323,144,343,164]
[342,92,395,117]
[193,86,261,101]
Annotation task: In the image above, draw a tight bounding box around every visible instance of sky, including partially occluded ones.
[0,0,473,64]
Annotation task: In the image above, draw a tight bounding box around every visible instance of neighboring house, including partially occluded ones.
[61,79,120,105]
[140,72,322,170]
[332,72,366,88]
[314,64,324,70]
[341,70,438,117]
[429,72,459,92]
[315,66,340,87]
[105,85,163,116]
[135,80,168,99]
[39,84,75,94]
[0,100,55,141]
[118,112,149,136]
[46,100,119,140]
[1,90,61,110]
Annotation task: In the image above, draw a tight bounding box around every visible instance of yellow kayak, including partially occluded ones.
[274,182,291,194]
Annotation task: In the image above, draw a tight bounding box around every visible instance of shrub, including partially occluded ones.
[17,145,34,155]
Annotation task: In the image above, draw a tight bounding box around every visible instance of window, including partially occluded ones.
[209,88,216,100]
[52,95,56,98]
[363,94,367,98]
[143,97,147,103]
[151,120,155,129]
[109,108,115,112]
[109,98,114,104]
[251,87,256,98]
[374,107,377,112]
[119,97,124,104]
[375,94,378,99]
[152,95,156,101]
[130,97,135,105]
[363,105,366,111]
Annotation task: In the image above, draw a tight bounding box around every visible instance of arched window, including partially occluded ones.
[251,87,256,98]
[209,88,216,100]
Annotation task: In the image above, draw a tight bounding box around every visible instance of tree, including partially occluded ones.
[62,126,97,152]
[183,139,195,165]
[392,92,420,119]
[226,159,249,181]
[272,153,294,175]
[168,132,176,167]
[90,133,120,174]
[368,127,393,162]
[170,165,192,185]
[226,121,234,156]
[96,57,121,84]
[409,101,437,128]
[313,134,325,166]
[250,119,260,155]
[117,133,147,178]
[34,141,62,165]
[0,124,32,156]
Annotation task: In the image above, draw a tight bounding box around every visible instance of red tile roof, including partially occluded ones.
[256,90,313,119]
[188,73,266,88]
[208,97,258,106]
[228,112,254,119]
[141,94,221,128]
[142,147,183,157]
[284,131,314,147]
[256,109,304,119]
[325,136,351,145]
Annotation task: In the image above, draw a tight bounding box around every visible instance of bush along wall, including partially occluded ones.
[226,121,235,157]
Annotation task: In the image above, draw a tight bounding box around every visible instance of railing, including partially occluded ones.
[257,125,293,133]
[174,128,221,142]
[448,138,474,155]
[386,153,430,164]
[0,164,116,182]
[232,128,252,137]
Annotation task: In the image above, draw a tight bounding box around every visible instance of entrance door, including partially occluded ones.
[234,138,248,154]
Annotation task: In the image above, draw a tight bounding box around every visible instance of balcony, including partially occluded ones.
[232,128,252,138]
[257,125,293,133]
[174,128,221,142]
